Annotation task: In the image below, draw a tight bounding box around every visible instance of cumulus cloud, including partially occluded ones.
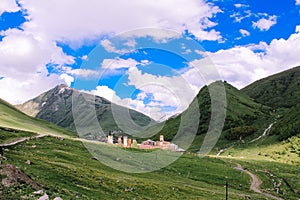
[0,28,76,104]
[0,0,222,105]
[0,0,20,16]
[296,0,300,5]
[90,85,167,121]
[0,28,74,80]
[252,15,277,31]
[19,0,222,43]
[0,73,69,104]
[201,25,300,88]
[126,66,205,115]
[240,29,250,37]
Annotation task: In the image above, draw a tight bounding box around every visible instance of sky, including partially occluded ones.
[0,0,300,120]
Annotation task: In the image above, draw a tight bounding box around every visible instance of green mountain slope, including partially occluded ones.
[0,98,75,138]
[242,66,300,141]
[16,84,153,139]
[270,104,300,140]
[242,66,300,109]
[152,81,273,152]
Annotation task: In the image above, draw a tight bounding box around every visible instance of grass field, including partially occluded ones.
[1,133,298,200]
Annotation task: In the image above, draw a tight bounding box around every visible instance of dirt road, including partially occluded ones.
[234,163,284,200]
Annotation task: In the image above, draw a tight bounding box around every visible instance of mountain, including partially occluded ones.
[242,66,300,140]
[16,84,153,139]
[0,98,74,137]
[242,66,300,109]
[150,81,273,152]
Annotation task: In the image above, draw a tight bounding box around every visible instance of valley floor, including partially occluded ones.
[0,131,299,200]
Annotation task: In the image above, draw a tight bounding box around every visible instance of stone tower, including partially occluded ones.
[107,135,113,144]
[123,136,128,147]
[160,135,164,142]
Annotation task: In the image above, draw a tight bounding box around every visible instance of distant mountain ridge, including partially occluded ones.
[16,84,153,139]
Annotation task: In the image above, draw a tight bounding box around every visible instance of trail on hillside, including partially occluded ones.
[0,134,47,147]
[234,163,284,200]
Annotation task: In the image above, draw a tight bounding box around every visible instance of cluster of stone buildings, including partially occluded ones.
[106,135,184,152]
[107,135,138,148]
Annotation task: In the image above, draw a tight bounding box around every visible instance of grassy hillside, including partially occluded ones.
[270,104,300,140]
[153,81,273,152]
[0,98,75,138]
[0,88,298,199]
[242,66,300,141]
[242,66,300,109]
[2,135,298,200]
[16,85,153,138]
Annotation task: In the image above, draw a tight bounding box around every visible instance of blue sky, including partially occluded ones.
[0,0,300,120]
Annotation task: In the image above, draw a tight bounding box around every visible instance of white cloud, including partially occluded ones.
[0,0,20,16]
[0,0,222,106]
[296,0,300,5]
[252,15,277,31]
[100,39,132,54]
[60,74,74,86]
[91,85,167,121]
[200,25,300,89]
[126,66,203,114]
[240,29,250,37]
[0,73,70,104]
[230,10,252,23]
[234,4,249,8]
[124,39,137,48]
[101,58,139,69]
[81,55,88,60]
[0,29,74,80]
[0,28,75,104]
[18,0,221,43]
[62,67,100,78]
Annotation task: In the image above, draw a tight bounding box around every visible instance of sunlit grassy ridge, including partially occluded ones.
[0,98,75,138]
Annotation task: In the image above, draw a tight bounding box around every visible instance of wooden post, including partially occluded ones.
[225,181,228,200]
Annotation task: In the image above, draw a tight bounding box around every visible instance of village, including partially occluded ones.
[106,134,185,152]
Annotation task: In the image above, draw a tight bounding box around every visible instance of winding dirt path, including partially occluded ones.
[0,134,47,147]
[234,163,284,200]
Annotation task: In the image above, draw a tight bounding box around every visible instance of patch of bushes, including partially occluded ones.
[224,126,257,141]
